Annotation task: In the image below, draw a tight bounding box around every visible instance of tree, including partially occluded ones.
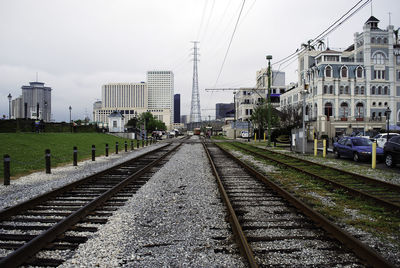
[138,112,166,133]
[250,99,279,137]
[126,117,138,129]
[301,39,315,51]
[279,104,303,128]
[316,39,325,51]
[394,28,400,45]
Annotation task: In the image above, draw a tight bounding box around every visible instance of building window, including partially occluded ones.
[384,38,388,44]
[113,120,117,128]
[345,86,349,94]
[382,70,385,79]
[324,102,333,118]
[323,85,328,94]
[371,86,376,94]
[383,86,388,95]
[371,37,375,43]
[355,86,359,95]
[356,67,363,78]
[397,55,400,65]
[341,66,348,78]
[325,66,332,77]
[378,102,382,106]
[340,102,349,118]
[378,86,382,95]
[377,37,381,44]
[373,52,386,64]
[384,102,388,106]
[329,85,334,94]
[372,102,376,106]
[372,112,376,118]
[356,103,364,118]
[339,86,344,94]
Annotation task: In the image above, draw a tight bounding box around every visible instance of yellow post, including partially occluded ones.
[323,139,326,158]
[264,132,266,141]
[314,139,318,156]
[372,142,376,169]
[254,133,257,142]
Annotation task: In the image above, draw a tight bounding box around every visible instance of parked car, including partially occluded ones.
[333,137,384,162]
[383,136,400,167]
[372,133,400,148]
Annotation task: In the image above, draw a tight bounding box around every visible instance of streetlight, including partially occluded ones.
[266,55,272,146]
[7,93,12,119]
[386,107,391,143]
[301,81,310,154]
[69,106,72,132]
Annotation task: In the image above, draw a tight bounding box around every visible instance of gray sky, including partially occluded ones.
[1,0,399,122]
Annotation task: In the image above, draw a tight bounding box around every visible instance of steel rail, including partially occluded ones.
[0,143,171,221]
[231,142,400,212]
[0,143,181,268]
[202,142,258,268]
[214,142,395,268]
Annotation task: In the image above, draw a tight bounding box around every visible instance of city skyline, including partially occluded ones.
[1,0,399,122]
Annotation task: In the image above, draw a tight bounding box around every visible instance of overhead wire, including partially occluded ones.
[196,0,209,41]
[272,0,370,67]
[199,0,216,42]
[214,0,246,88]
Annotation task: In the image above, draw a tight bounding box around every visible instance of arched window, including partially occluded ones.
[345,86,349,94]
[323,85,328,94]
[324,102,333,119]
[371,86,376,95]
[373,52,386,64]
[356,103,364,118]
[384,38,388,44]
[339,86,344,94]
[325,66,332,77]
[384,86,388,95]
[372,112,376,119]
[371,37,375,43]
[340,102,349,118]
[356,67,363,78]
[377,37,381,44]
[360,86,365,94]
[355,86,359,95]
[314,104,317,119]
[329,85,334,94]
[378,86,382,95]
[341,66,348,78]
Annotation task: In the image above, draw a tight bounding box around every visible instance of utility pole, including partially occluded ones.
[266,55,272,146]
[302,80,309,154]
[234,92,237,140]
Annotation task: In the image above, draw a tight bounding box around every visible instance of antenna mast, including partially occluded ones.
[190,41,201,123]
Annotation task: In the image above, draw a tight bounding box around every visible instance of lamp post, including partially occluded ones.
[69,106,72,133]
[7,93,12,119]
[266,55,272,146]
[301,82,310,154]
[234,91,237,140]
[386,107,391,143]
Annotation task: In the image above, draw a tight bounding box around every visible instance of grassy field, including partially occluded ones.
[0,133,138,178]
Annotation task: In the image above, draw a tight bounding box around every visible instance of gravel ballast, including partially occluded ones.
[60,141,246,267]
[0,144,165,210]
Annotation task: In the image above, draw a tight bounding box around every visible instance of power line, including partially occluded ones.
[214,0,246,88]
[196,0,209,40]
[272,0,370,67]
[199,0,216,41]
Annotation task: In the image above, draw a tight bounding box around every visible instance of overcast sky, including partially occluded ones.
[1,0,399,122]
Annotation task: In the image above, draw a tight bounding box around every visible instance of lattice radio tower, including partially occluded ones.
[190,41,201,123]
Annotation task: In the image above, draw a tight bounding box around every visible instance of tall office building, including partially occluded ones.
[93,83,148,124]
[147,71,174,109]
[11,81,52,122]
[174,94,181,123]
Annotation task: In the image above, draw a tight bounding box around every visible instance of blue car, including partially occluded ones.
[333,137,383,162]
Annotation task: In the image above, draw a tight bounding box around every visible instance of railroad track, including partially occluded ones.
[0,142,181,267]
[230,142,400,213]
[203,141,395,267]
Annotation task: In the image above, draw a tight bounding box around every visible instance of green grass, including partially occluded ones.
[211,135,228,140]
[0,133,138,178]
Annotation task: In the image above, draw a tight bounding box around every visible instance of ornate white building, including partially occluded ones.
[280,16,400,138]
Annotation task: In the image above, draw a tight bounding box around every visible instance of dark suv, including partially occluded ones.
[383,136,400,167]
